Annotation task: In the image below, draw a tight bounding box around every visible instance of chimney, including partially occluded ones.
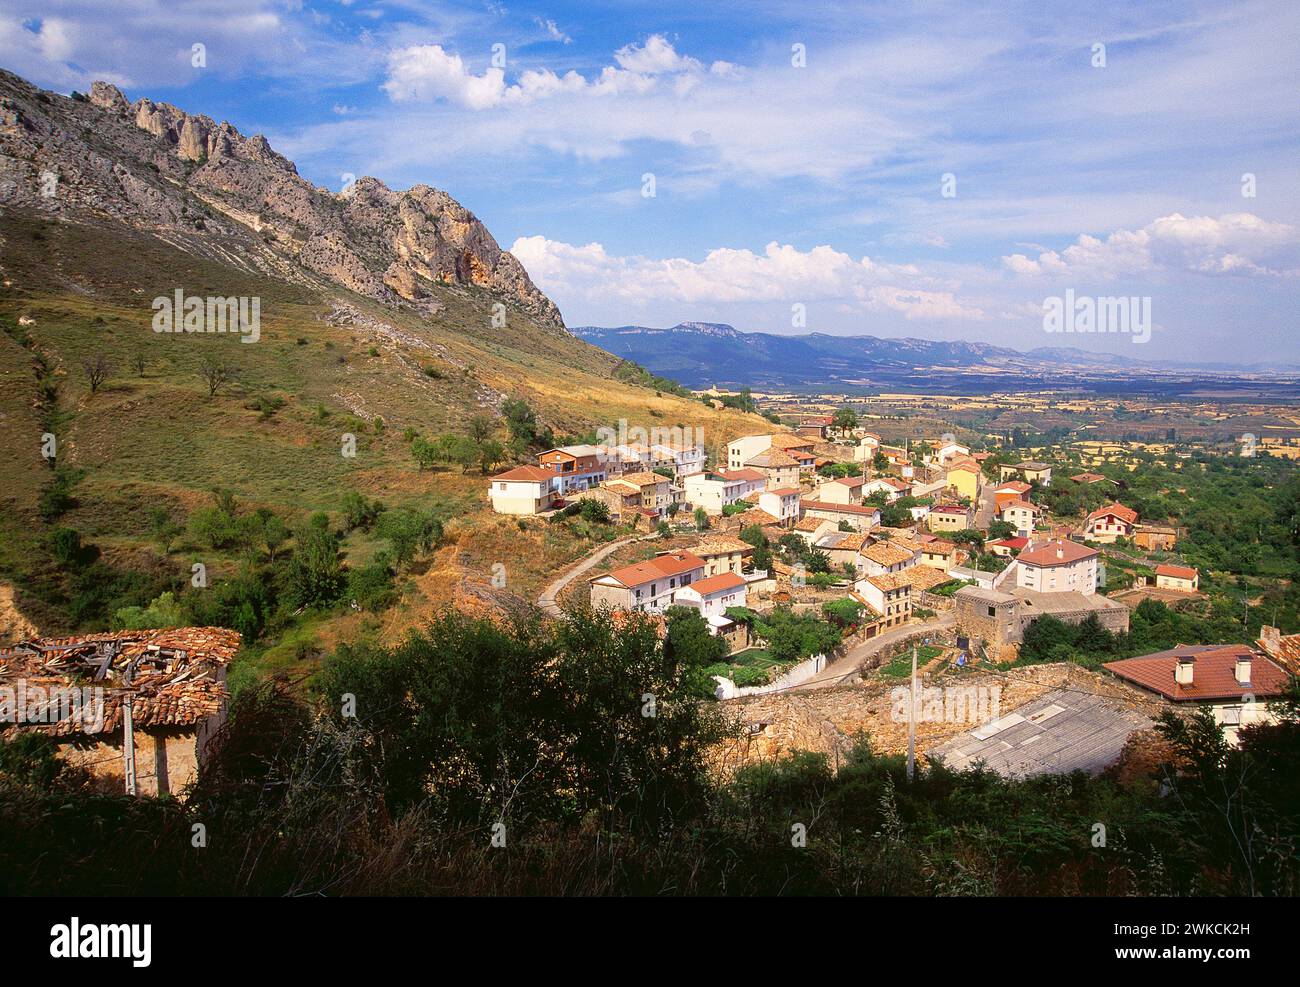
[1235,655,1253,687]
[1260,625,1281,655]
[1175,657,1194,686]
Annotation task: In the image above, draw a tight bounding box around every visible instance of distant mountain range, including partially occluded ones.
[574,322,1299,391]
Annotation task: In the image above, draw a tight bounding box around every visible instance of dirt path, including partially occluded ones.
[792,612,956,690]
[538,535,645,617]
[0,581,38,643]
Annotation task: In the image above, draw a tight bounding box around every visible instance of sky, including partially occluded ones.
[3,0,1298,363]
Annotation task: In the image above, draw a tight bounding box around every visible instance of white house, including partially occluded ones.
[1009,539,1098,596]
[683,471,750,515]
[673,571,747,622]
[488,466,559,515]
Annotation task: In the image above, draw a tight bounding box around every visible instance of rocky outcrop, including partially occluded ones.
[0,70,565,331]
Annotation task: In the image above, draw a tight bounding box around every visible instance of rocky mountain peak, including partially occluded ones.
[0,69,564,331]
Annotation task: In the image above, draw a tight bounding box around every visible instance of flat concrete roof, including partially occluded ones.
[931,688,1152,778]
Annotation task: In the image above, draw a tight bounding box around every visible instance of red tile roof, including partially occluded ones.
[683,571,746,595]
[1156,563,1198,580]
[1105,645,1289,702]
[1017,539,1098,567]
[1087,502,1139,525]
[988,536,1029,550]
[491,465,553,482]
[801,499,881,516]
[719,468,765,483]
[597,551,706,588]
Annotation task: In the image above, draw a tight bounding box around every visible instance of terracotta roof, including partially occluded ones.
[801,499,881,517]
[1105,645,1289,702]
[768,486,802,497]
[1088,502,1139,525]
[827,476,865,488]
[920,540,959,556]
[1071,472,1107,483]
[0,627,241,737]
[861,542,915,566]
[1001,499,1041,512]
[931,504,969,515]
[817,532,870,552]
[718,468,765,483]
[595,551,706,588]
[988,537,1029,550]
[1017,539,1098,567]
[946,460,980,474]
[733,507,779,527]
[794,516,832,532]
[683,571,747,596]
[994,481,1031,493]
[619,471,668,487]
[746,449,800,468]
[898,564,954,591]
[1155,563,1198,580]
[491,465,553,482]
[866,571,915,592]
[692,536,753,556]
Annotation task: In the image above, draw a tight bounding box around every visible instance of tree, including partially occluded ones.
[377,509,443,570]
[341,491,385,531]
[468,413,497,444]
[314,608,733,821]
[82,355,111,394]
[199,356,238,397]
[148,507,183,554]
[286,513,344,607]
[694,506,709,531]
[987,519,1016,540]
[130,350,147,377]
[664,607,729,669]
[411,435,439,471]
[478,438,504,474]
[502,398,541,446]
[832,406,858,432]
[579,498,611,524]
[448,435,479,473]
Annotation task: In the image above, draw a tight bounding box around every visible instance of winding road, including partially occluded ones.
[792,611,957,690]
[538,535,645,617]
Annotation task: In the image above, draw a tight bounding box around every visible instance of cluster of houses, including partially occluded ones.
[485,425,1293,748]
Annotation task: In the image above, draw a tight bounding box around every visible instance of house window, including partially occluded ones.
[987,606,996,617]
[1221,706,1242,726]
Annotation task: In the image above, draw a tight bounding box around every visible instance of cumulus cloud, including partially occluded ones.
[509,236,984,320]
[1002,213,1297,278]
[381,34,740,109]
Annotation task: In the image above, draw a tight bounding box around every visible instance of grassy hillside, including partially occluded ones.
[0,208,769,675]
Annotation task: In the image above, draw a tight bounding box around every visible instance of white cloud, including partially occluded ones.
[1002,213,1297,278]
[533,17,572,45]
[381,34,717,109]
[509,236,985,321]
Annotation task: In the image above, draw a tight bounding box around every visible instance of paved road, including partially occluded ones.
[538,536,643,617]
[792,612,956,691]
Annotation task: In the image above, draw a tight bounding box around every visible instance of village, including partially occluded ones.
[477,412,1297,776]
[7,402,1297,798]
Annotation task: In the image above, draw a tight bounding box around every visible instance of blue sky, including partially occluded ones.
[3,0,1298,363]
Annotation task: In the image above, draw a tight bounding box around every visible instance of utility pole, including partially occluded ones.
[906,642,917,782]
[121,659,137,797]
